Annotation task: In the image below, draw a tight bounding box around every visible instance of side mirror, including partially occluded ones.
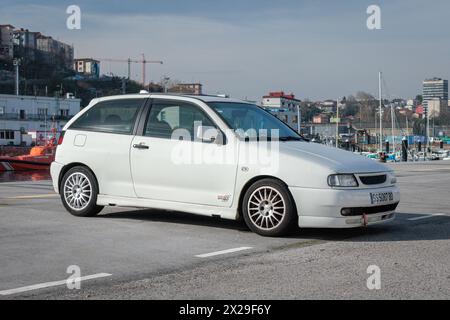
[196,125,222,144]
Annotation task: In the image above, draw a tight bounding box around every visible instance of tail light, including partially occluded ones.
[57,131,65,145]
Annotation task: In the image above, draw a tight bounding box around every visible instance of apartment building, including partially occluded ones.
[168,83,203,95]
[73,58,100,78]
[423,78,448,111]
[0,24,15,59]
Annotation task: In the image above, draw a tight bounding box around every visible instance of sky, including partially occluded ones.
[1,0,449,101]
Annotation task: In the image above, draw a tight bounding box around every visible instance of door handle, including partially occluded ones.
[133,143,149,150]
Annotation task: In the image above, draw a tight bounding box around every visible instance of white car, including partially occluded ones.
[51,93,400,237]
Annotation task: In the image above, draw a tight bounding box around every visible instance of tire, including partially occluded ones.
[60,166,104,217]
[242,178,297,237]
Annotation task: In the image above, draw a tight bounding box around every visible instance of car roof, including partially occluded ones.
[89,93,251,105]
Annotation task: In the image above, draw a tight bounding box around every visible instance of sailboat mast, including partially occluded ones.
[379,72,383,152]
[391,103,395,154]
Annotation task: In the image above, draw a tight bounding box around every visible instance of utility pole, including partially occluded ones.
[161,75,170,93]
[390,102,395,154]
[142,53,146,86]
[406,114,409,135]
[297,105,301,134]
[336,98,340,148]
[121,78,126,94]
[13,58,21,96]
[44,112,47,145]
[426,104,430,156]
[378,71,383,152]
[127,58,131,79]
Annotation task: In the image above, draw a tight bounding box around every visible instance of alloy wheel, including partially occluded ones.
[63,172,92,211]
[247,186,286,230]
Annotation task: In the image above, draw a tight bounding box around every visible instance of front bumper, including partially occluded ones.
[50,161,64,194]
[289,185,400,228]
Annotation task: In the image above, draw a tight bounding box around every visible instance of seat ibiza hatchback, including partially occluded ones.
[51,93,400,237]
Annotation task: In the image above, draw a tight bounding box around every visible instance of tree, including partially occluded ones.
[299,101,320,122]
[413,118,426,135]
[342,95,360,117]
[355,91,375,101]
[415,95,423,104]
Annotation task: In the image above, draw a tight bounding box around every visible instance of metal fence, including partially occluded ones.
[0,113,71,121]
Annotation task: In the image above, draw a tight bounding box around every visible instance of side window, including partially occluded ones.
[70,99,143,134]
[145,101,215,140]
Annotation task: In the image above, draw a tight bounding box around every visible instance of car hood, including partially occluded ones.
[280,141,390,174]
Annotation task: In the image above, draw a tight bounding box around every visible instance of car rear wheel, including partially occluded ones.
[60,166,103,217]
[242,178,297,237]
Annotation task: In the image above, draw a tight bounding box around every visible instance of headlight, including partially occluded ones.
[327,174,359,187]
[390,176,397,184]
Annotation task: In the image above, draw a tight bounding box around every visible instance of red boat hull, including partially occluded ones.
[0,130,58,172]
[0,156,53,172]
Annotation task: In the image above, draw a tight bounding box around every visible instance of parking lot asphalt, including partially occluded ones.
[0,161,449,299]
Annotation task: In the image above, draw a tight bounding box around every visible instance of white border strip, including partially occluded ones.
[0,273,112,296]
[1,162,14,171]
[195,247,253,258]
[408,213,446,221]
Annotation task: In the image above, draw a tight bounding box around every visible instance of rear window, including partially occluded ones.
[70,99,143,134]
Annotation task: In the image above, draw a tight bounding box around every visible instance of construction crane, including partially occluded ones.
[95,54,163,85]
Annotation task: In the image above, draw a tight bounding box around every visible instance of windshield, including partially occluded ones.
[208,102,304,141]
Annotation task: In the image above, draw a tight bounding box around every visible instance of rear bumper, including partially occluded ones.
[50,161,64,194]
[289,185,400,228]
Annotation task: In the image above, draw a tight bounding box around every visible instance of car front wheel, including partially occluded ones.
[60,166,104,217]
[242,178,297,237]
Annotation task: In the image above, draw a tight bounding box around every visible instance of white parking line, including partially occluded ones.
[195,247,253,258]
[408,213,446,221]
[1,194,58,200]
[0,273,112,296]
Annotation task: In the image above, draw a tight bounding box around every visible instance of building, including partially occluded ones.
[427,98,447,118]
[168,83,203,95]
[36,35,56,54]
[313,114,330,124]
[0,94,80,146]
[261,91,301,111]
[73,58,100,78]
[422,78,448,111]
[319,100,337,113]
[56,41,74,69]
[413,105,425,118]
[12,28,39,61]
[13,29,38,50]
[38,35,74,68]
[0,24,15,59]
[260,92,302,130]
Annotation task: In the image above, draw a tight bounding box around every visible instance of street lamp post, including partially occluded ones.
[13,58,21,96]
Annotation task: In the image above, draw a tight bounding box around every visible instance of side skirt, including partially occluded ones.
[97,194,238,220]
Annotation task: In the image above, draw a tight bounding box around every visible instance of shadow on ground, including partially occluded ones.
[99,209,450,242]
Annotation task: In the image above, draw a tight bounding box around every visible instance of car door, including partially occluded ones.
[66,97,146,198]
[130,99,238,207]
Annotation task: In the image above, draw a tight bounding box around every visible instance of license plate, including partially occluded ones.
[370,192,394,205]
